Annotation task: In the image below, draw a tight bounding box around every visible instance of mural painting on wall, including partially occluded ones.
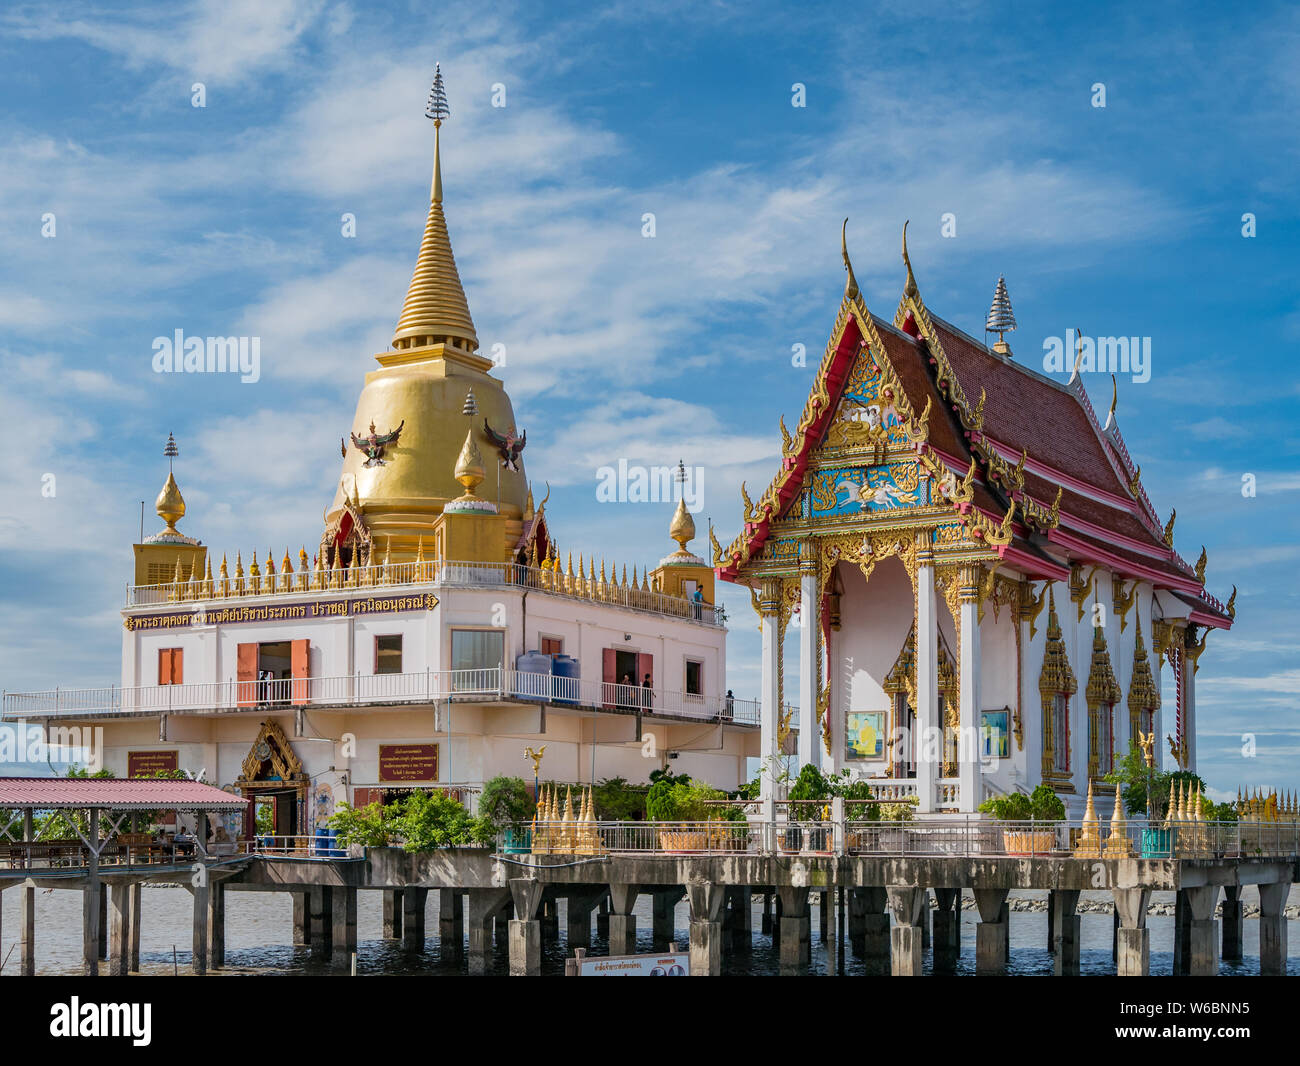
[980,709,1011,759]
[846,711,886,760]
[811,462,922,517]
[310,773,345,836]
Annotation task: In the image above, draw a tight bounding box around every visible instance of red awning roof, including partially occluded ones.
[0,777,247,811]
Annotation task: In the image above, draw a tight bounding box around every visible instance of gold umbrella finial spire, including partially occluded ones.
[392,62,478,353]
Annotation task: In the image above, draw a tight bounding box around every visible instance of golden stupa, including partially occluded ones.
[325,66,526,558]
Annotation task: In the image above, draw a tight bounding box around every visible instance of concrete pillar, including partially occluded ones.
[21,884,36,977]
[401,887,427,952]
[1172,889,1190,975]
[1046,889,1056,951]
[653,888,684,948]
[1220,886,1243,963]
[310,885,333,960]
[1052,889,1080,976]
[761,892,773,934]
[818,889,830,940]
[957,584,981,811]
[492,899,513,948]
[726,887,752,951]
[1112,904,1119,964]
[1113,887,1150,976]
[467,888,510,975]
[860,888,890,974]
[208,882,226,970]
[848,888,867,955]
[292,890,310,946]
[107,883,129,972]
[824,886,839,976]
[595,894,610,938]
[382,889,403,940]
[438,889,462,955]
[1259,882,1289,977]
[777,886,811,974]
[1184,885,1221,976]
[798,568,820,773]
[540,895,559,941]
[887,886,925,976]
[331,886,357,969]
[919,890,931,949]
[916,557,939,812]
[129,882,142,973]
[566,891,602,950]
[191,878,210,976]
[688,880,726,976]
[932,887,959,972]
[973,888,1009,976]
[509,879,545,977]
[608,883,638,956]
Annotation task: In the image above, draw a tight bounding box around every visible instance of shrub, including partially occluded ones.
[393,790,492,850]
[328,801,396,848]
[1028,785,1066,821]
[477,776,535,833]
[592,777,648,821]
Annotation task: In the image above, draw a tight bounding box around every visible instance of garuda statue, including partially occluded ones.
[483,419,526,472]
[345,420,405,467]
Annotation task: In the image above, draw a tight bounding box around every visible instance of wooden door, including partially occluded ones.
[237,642,258,706]
[291,639,310,704]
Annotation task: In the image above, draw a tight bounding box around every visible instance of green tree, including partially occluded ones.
[328,801,397,848]
[393,790,491,850]
[477,776,535,834]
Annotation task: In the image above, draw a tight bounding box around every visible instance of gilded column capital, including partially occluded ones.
[759,575,783,615]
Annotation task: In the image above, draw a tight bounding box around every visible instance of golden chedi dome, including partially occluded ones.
[325,67,526,556]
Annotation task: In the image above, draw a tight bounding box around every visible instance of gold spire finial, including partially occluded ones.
[841,218,858,301]
[453,426,485,496]
[155,435,186,534]
[670,497,696,551]
[392,63,478,353]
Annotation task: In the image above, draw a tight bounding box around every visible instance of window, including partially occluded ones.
[376,635,403,675]
[541,637,563,657]
[451,630,504,673]
[1096,704,1114,775]
[1052,694,1070,773]
[685,659,703,697]
[159,648,183,685]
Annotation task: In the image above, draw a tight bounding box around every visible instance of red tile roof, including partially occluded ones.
[0,777,248,810]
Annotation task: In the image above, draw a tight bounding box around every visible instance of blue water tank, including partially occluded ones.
[515,650,552,699]
[551,654,580,705]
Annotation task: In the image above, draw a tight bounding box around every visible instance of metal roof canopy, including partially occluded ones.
[0,777,246,812]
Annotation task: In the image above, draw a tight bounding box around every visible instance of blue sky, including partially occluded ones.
[0,1,1296,796]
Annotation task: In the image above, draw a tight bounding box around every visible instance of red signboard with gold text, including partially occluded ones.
[378,744,439,783]
[128,750,180,778]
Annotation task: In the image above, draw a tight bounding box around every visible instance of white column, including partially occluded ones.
[759,578,782,823]
[916,556,939,814]
[1183,632,1197,772]
[958,573,981,813]
[797,570,820,773]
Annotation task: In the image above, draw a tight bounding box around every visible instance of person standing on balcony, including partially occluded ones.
[724,690,734,721]
[620,673,634,710]
[642,673,653,710]
[691,585,704,620]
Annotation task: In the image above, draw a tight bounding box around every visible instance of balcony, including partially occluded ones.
[1,667,761,726]
[125,558,724,627]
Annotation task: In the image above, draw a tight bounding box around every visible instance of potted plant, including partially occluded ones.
[786,764,835,852]
[979,786,1063,854]
[328,799,396,856]
[477,776,536,853]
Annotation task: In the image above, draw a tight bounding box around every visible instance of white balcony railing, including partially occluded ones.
[1,667,762,726]
[125,558,724,627]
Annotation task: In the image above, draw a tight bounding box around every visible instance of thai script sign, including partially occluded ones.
[378,743,439,783]
[128,750,180,777]
[124,593,438,631]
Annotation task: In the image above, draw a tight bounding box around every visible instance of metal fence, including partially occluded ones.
[2,667,762,726]
[497,818,1300,859]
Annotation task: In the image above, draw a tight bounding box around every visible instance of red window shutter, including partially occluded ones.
[237,643,259,706]
[636,653,653,687]
[158,649,171,686]
[291,639,310,704]
[172,648,183,686]
[602,648,617,709]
